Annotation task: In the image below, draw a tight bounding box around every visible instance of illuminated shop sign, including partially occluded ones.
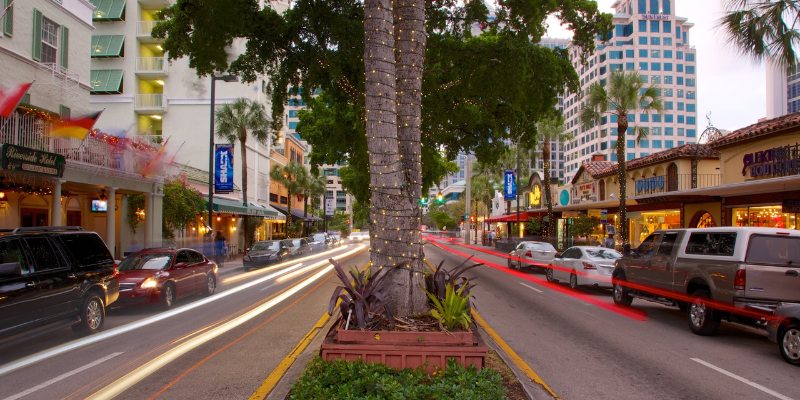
[635,175,665,195]
[742,144,800,178]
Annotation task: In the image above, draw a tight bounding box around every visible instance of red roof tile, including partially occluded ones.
[592,144,719,179]
[709,112,800,149]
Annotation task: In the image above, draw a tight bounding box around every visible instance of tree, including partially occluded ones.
[162,180,206,239]
[720,0,800,69]
[580,71,662,248]
[303,172,326,235]
[471,174,494,240]
[571,215,601,239]
[154,0,612,317]
[536,116,573,240]
[270,162,307,229]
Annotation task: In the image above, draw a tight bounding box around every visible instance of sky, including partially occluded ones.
[545,0,766,133]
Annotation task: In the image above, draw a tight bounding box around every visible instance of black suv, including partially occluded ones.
[0,227,119,336]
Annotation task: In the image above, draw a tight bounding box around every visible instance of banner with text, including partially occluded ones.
[215,144,234,194]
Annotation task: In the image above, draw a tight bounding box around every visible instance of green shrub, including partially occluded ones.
[290,358,505,400]
[427,284,472,331]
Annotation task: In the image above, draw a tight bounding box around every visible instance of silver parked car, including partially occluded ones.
[546,246,622,289]
[767,302,800,366]
[507,241,557,271]
[307,233,328,252]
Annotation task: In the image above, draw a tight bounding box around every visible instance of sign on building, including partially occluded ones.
[325,198,335,216]
[0,144,65,177]
[215,144,234,194]
[503,170,516,200]
[742,144,800,178]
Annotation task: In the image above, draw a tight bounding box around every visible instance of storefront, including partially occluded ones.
[628,209,681,246]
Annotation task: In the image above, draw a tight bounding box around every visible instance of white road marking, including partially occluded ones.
[0,245,366,377]
[520,282,543,293]
[2,352,123,400]
[690,358,795,400]
[259,283,275,292]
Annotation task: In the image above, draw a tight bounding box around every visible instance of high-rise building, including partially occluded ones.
[562,0,698,181]
[766,62,800,118]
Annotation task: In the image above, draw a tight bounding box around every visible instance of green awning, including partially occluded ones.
[90,69,123,94]
[91,35,124,57]
[208,198,282,218]
[90,0,126,21]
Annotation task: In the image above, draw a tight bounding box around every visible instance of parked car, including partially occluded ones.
[613,227,800,335]
[117,248,218,309]
[546,246,622,289]
[767,302,800,366]
[307,233,329,252]
[326,232,342,247]
[507,241,557,271]
[281,238,311,258]
[243,240,289,271]
[349,231,370,242]
[0,226,119,336]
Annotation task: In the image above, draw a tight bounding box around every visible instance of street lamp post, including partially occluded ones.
[208,74,238,236]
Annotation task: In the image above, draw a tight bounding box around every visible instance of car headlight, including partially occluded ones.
[140,277,158,289]
[243,255,251,261]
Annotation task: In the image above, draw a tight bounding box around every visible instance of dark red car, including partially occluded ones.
[116,248,218,308]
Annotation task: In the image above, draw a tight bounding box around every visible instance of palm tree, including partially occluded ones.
[720,0,800,69]
[580,70,662,248]
[215,98,270,207]
[270,162,306,230]
[536,116,573,240]
[303,172,326,234]
[470,174,494,243]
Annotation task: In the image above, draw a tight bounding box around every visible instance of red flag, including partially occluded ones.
[51,111,103,140]
[0,82,33,117]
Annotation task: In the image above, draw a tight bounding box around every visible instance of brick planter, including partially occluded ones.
[321,326,488,374]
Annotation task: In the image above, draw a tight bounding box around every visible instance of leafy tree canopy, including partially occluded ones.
[162,180,206,239]
[154,0,611,204]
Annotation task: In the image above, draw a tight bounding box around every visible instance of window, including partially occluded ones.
[746,235,800,266]
[665,139,674,147]
[639,0,647,13]
[678,115,685,123]
[2,0,12,36]
[677,101,684,110]
[686,53,695,62]
[639,49,648,58]
[627,152,635,160]
[657,232,679,257]
[650,37,660,45]
[562,247,581,259]
[638,36,648,45]
[651,62,661,71]
[663,50,672,59]
[686,78,695,87]
[288,110,299,118]
[663,62,673,71]
[677,76,683,85]
[0,239,28,277]
[627,139,635,148]
[25,237,66,272]
[189,251,205,263]
[650,20,660,33]
[640,140,650,148]
[652,140,662,148]
[639,62,649,71]
[677,89,684,98]
[665,114,673,123]
[650,49,660,58]
[40,17,59,64]
[626,62,635,71]
[665,101,673,110]
[638,20,647,32]
[686,232,737,256]
[686,104,696,112]
[625,49,634,58]
[636,233,661,256]
[652,114,662,123]
[59,233,113,267]
[610,50,623,59]
[687,129,696,137]
[639,113,649,122]
[288,121,298,130]
[663,37,672,46]
[676,51,683,60]
[176,251,190,264]
[677,64,684,72]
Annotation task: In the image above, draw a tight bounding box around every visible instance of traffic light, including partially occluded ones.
[470,215,476,223]
[419,196,429,206]
[436,192,444,204]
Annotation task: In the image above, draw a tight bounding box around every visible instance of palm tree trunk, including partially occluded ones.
[617,114,629,249]
[303,191,308,236]
[239,135,250,247]
[543,136,553,240]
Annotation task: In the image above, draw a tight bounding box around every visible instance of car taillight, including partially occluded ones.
[113,263,119,278]
[734,268,746,290]
[525,251,532,258]
[582,262,596,270]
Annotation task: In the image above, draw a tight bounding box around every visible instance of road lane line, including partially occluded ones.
[87,246,366,400]
[520,282,543,293]
[2,352,123,400]
[690,358,794,400]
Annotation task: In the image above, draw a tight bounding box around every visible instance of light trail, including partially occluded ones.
[86,245,366,400]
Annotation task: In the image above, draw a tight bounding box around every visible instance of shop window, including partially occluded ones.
[686,232,737,256]
[733,206,798,229]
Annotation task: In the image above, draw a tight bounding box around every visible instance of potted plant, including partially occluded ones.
[320,258,488,373]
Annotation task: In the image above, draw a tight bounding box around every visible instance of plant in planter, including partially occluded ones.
[327,259,394,330]
[427,284,472,331]
[423,257,481,303]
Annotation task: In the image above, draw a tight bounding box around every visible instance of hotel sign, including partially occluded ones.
[0,144,65,177]
[640,13,669,20]
[742,143,800,179]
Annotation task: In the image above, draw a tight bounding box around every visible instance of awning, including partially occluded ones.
[273,205,322,222]
[90,0,126,21]
[208,198,284,218]
[91,35,124,57]
[90,69,123,94]
[485,211,538,223]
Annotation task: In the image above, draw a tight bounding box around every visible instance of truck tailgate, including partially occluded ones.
[744,235,800,302]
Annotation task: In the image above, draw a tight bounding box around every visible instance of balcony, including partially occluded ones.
[137,20,164,43]
[0,111,161,179]
[135,93,165,113]
[633,173,721,197]
[135,57,167,77]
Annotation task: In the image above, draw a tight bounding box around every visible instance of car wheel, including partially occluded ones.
[688,289,720,336]
[569,272,578,289]
[74,293,105,334]
[507,257,514,269]
[161,284,176,309]
[612,275,633,306]
[204,274,216,296]
[779,322,800,366]
[545,266,554,282]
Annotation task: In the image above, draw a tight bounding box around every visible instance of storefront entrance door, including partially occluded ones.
[66,211,81,226]
[20,208,49,227]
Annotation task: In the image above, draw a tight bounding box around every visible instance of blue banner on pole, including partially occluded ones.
[215,144,234,194]
[503,170,516,200]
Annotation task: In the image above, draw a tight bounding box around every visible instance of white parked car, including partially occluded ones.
[349,231,370,242]
[507,241,557,271]
[546,246,622,289]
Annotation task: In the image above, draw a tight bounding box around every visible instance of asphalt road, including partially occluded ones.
[0,243,370,400]
[424,238,799,400]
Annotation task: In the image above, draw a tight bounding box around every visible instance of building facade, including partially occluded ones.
[766,62,800,118]
[562,0,698,181]
[0,0,164,257]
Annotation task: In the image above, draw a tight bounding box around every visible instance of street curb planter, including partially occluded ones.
[320,325,489,374]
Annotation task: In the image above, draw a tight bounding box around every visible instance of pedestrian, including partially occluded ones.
[488,230,496,246]
[603,234,615,249]
[214,231,226,267]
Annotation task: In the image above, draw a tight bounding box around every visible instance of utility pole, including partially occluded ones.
[464,154,471,245]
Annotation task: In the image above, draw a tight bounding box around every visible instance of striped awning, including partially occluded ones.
[90,70,123,94]
[90,0,126,21]
[91,35,124,57]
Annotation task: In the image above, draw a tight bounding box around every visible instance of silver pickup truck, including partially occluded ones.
[612,227,800,335]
